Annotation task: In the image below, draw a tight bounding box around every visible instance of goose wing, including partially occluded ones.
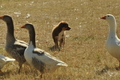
[32,48,68,67]
[0,54,15,62]
[12,40,28,56]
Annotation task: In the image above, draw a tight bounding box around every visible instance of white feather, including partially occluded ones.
[0,54,15,69]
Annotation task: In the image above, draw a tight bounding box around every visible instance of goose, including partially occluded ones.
[21,24,68,78]
[0,54,15,73]
[0,15,28,73]
[101,14,120,68]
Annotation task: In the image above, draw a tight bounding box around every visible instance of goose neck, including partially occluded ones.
[108,20,117,39]
[29,29,36,48]
[6,22,15,42]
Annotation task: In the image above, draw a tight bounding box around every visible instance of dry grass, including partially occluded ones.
[0,0,120,80]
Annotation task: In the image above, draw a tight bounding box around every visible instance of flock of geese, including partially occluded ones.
[0,15,68,77]
[0,14,120,78]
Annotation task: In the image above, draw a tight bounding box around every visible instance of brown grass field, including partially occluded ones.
[0,0,120,80]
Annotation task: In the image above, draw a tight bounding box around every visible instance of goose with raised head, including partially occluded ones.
[101,14,120,68]
[0,15,28,73]
[0,54,15,73]
[21,24,68,78]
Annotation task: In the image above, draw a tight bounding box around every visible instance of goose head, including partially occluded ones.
[0,15,12,23]
[21,24,36,47]
[21,24,34,31]
[101,14,115,23]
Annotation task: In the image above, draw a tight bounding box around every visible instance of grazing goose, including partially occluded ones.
[0,54,15,73]
[21,24,68,78]
[101,14,120,68]
[0,15,28,73]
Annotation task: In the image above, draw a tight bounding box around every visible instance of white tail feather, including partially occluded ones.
[6,59,15,62]
[4,57,16,62]
[57,63,68,67]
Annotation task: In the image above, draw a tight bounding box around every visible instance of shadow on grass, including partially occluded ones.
[96,65,120,75]
[49,45,60,51]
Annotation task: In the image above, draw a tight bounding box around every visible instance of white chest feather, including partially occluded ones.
[24,42,34,65]
[106,37,120,58]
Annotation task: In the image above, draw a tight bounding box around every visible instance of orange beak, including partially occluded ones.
[21,25,25,28]
[0,16,4,19]
[101,16,106,19]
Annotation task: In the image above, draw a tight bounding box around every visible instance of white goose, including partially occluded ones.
[0,54,15,73]
[21,24,68,78]
[101,14,120,68]
[22,24,68,77]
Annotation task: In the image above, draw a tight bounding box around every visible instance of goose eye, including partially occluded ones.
[108,15,110,17]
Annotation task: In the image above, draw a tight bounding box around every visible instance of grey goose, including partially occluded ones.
[0,15,28,73]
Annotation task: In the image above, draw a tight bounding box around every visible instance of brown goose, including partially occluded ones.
[0,15,28,73]
[21,24,68,78]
